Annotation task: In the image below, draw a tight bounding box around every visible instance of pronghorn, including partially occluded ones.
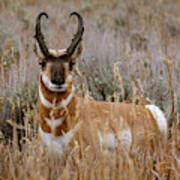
[34,12,167,155]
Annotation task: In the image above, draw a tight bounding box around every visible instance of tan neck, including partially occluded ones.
[38,75,78,137]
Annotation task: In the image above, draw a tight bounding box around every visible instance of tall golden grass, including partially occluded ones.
[0,0,180,179]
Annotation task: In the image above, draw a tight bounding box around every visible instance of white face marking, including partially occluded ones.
[42,73,68,92]
[67,74,72,83]
[145,104,167,134]
[36,47,67,58]
[44,117,63,130]
[39,85,75,108]
[39,121,82,155]
[49,49,67,57]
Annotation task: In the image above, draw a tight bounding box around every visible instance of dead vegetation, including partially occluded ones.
[0,0,180,179]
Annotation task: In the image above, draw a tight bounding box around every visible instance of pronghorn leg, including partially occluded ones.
[98,132,116,151]
[117,129,132,152]
[98,129,132,152]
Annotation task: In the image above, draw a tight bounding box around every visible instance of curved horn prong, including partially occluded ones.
[66,12,84,57]
[34,12,52,58]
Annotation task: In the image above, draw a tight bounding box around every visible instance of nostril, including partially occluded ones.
[51,78,65,85]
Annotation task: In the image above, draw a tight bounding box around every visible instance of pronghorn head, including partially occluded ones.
[34,12,84,92]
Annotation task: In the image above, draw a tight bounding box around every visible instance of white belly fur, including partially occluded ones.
[98,129,132,152]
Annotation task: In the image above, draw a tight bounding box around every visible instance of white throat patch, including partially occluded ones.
[39,84,75,109]
[44,117,63,130]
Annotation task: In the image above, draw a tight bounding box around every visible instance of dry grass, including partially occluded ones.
[0,0,180,179]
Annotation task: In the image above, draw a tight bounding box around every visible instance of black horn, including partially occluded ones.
[66,12,84,57]
[34,12,52,58]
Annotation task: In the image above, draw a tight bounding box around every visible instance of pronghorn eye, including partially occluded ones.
[39,61,46,68]
[69,62,75,71]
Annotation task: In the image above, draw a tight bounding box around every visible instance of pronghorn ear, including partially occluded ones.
[68,43,82,71]
[33,42,44,60]
[69,43,82,64]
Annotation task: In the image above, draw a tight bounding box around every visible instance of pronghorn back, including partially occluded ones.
[77,98,166,150]
[34,12,167,155]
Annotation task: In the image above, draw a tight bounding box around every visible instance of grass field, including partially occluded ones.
[0,0,180,179]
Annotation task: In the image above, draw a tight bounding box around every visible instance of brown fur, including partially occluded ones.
[76,98,161,148]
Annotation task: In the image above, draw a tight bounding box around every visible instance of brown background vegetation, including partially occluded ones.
[0,0,179,179]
